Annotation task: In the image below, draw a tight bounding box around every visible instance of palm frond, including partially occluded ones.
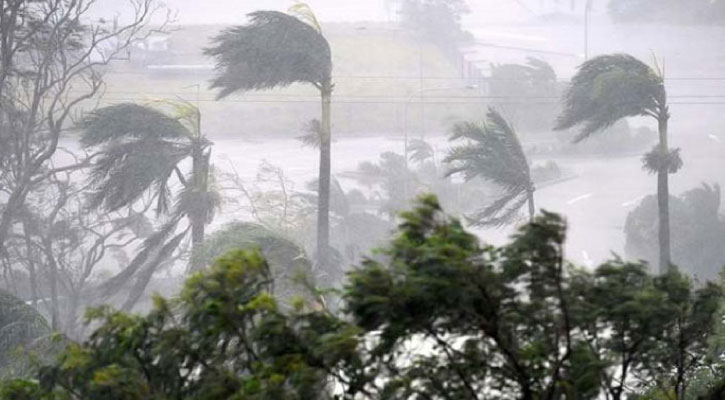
[146,99,202,137]
[555,54,664,141]
[87,140,193,212]
[288,2,322,33]
[407,138,434,164]
[95,217,183,300]
[303,177,350,217]
[445,107,531,191]
[297,118,322,149]
[205,10,332,98]
[81,103,196,212]
[154,172,173,217]
[465,190,528,227]
[80,103,191,147]
[122,227,190,311]
[174,176,223,224]
[641,146,683,175]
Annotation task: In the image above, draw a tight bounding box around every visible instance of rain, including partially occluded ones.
[2,1,725,398]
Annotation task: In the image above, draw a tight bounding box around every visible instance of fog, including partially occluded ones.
[3,0,725,344]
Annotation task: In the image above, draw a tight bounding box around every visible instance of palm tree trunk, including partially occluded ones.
[657,112,672,273]
[188,146,209,272]
[527,188,536,222]
[316,80,333,271]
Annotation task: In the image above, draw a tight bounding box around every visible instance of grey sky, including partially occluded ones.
[95,0,587,26]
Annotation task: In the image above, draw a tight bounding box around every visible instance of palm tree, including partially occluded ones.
[554,54,679,273]
[81,102,220,307]
[445,107,535,227]
[205,6,334,270]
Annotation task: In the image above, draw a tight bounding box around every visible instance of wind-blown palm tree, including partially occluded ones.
[81,101,220,308]
[205,6,334,270]
[445,107,535,227]
[555,54,679,273]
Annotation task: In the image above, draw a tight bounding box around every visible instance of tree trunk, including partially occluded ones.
[657,112,672,273]
[527,188,536,222]
[316,81,333,272]
[188,146,210,272]
[42,237,60,331]
[21,220,39,307]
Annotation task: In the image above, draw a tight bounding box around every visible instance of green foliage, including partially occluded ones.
[0,379,50,400]
[625,184,725,281]
[5,196,725,399]
[445,107,534,226]
[205,10,332,98]
[192,222,315,304]
[14,249,351,400]
[555,54,664,142]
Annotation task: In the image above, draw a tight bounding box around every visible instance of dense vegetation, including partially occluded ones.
[3,196,725,399]
[2,1,725,399]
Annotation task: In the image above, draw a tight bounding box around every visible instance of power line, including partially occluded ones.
[87,95,725,106]
[73,89,725,101]
[102,69,725,82]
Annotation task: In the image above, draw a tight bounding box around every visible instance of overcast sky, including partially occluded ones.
[94,0,573,26]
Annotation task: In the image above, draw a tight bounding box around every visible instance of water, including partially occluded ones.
[58,131,725,270]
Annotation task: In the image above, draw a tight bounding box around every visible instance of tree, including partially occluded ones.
[205,6,334,271]
[1,250,352,400]
[445,107,536,226]
[3,196,724,400]
[4,161,155,334]
[354,152,419,219]
[625,183,725,281]
[191,221,315,305]
[396,0,470,47]
[607,0,725,24]
[489,57,561,134]
[0,0,162,275]
[555,53,679,273]
[80,102,220,309]
[343,197,579,399]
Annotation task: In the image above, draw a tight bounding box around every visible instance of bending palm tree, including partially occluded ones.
[555,54,679,273]
[205,6,334,270]
[445,107,535,227]
[81,102,220,308]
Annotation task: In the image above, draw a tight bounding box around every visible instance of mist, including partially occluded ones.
[3,0,725,398]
